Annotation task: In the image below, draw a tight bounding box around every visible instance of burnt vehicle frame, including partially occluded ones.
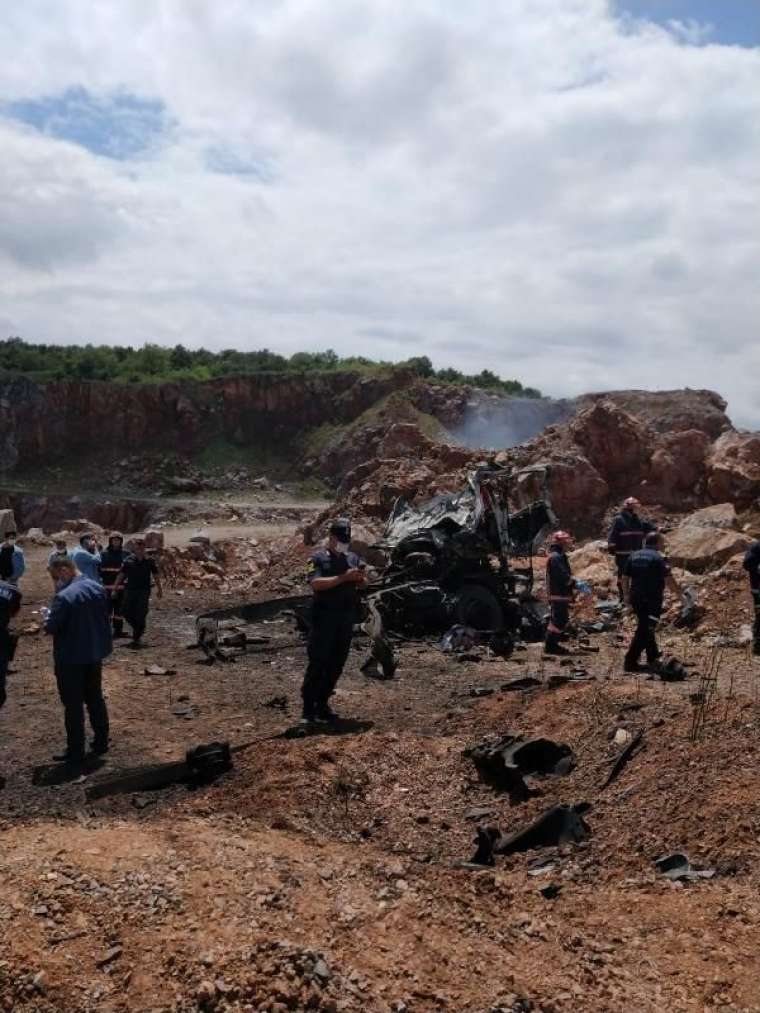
[196,464,555,660]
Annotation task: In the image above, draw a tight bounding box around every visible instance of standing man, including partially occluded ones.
[607,497,655,602]
[742,539,760,656]
[44,557,111,768]
[301,518,366,724]
[48,535,72,567]
[99,533,127,638]
[621,531,681,672]
[112,537,162,648]
[544,530,576,656]
[72,533,102,584]
[1,531,25,586]
[0,570,22,710]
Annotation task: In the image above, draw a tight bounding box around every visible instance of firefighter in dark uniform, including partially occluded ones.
[621,531,680,672]
[742,540,760,655]
[301,518,366,724]
[112,537,163,648]
[99,532,127,637]
[0,572,22,709]
[544,530,576,656]
[607,497,656,602]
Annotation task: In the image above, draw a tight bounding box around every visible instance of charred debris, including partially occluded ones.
[194,463,556,663]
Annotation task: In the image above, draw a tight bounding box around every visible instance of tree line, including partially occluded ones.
[0,338,541,397]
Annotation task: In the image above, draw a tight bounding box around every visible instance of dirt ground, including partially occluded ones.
[3,541,760,1012]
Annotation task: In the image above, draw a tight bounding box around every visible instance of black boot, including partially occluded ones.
[623,655,642,673]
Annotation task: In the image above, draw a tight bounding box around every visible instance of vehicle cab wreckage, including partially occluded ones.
[195,464,556,668]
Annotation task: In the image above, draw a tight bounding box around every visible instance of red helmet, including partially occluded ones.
[551,530,574,545]
[623,496,641,509]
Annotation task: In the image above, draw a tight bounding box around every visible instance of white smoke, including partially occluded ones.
[451,396,574,450]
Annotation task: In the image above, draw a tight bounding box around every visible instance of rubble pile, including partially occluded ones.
[182,941,385,1012]
[162,533,312,596]
[107,453,282,496]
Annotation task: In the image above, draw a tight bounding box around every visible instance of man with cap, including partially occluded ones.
[44,556,111,768]
[99,533,128,637]
[48,536,72,567]
[72,533,102,584]
[742,539,760,656]
[0,531,25,587]
[622,531,681,672]
[544,530,576,656]
[607,497,656,602]
[301,518,366,724]
[112,536,162,648]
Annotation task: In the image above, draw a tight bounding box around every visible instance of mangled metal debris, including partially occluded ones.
[654,853,715,882]
[465,733,574,800]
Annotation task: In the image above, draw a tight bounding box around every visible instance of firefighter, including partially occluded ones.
[99,533,127,637]
[743,539,760,656]
[544,530,576,656]
[301,518,366,724]
[621,531,680,672]
[607,497,656,601]
[112,537,162,648]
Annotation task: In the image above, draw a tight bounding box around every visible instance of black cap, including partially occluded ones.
[329,518,351,542]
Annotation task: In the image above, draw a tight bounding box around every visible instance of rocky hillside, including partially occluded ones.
[324,388,760,536]
[0,370,474,476]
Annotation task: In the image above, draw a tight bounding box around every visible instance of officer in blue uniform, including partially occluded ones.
[621,531,680,672]
[743,540,760,655]
[0,573,22,709]
[301,519,366,724]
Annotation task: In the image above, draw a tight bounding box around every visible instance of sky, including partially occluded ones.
[0,1,759,425]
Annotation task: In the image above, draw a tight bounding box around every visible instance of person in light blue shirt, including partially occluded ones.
[71,533,102,584]
[1,531,24,586]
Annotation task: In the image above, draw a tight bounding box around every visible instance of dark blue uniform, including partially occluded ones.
[120,555,159,644]
[302,548,362,718]
[99,545,127,635]
[608,510,655,600]
[0,580,22,709]
[742,541,760,652]
[44,576,112,762]
[623,547,671,667]
[545,545,575,653]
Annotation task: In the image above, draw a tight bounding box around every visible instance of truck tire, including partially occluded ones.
[454,585,503,631]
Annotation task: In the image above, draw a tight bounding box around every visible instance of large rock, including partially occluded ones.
[569,401,652,490]
[0,508,17,534]
[666,525,750,573]
[516,455,609,535]
[681,503,738,530]
[643,429,710,507]
[706,432,760,508]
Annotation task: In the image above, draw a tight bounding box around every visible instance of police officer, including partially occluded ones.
[0,531,25,586]
[301,518,366,724]
[99,533,127,637]
[607,497,655,601]
[544,530,576,656]
[621,531,680,672]
[742,540,760,656]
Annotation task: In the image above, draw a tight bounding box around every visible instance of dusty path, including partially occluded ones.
[2,543,760,1011]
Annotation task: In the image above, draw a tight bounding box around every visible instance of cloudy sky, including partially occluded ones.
[1,1,758,423]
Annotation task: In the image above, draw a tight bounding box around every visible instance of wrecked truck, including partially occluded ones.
[364,464,555,647]
[196,464,555,663]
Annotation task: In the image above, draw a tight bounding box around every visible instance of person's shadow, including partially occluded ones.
[277,718,374,740]
[31,755,107,787]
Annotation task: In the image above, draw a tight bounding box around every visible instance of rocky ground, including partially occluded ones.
[3,528,760,1013]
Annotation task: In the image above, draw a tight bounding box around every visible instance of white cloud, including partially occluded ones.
[0,0,758,423]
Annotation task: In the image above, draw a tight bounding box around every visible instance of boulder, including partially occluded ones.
[680,503,738,531]
[569,401,652,489]
[526,455,609,535]
[706,431,760,508]
[568,541,608,572]
[643,430,710,506]
[143,529,165,550]
[21,527,53,546]
[665,525,751,573]
[0,508,17,534]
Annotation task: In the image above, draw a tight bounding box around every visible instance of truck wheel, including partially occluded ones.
[454,585,503,631]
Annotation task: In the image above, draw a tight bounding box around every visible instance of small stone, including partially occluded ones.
[313,958,331,981]
[32,971,46,993]
[197,979,217,1004]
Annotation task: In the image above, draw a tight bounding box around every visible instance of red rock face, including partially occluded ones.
[706,432,760,508]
